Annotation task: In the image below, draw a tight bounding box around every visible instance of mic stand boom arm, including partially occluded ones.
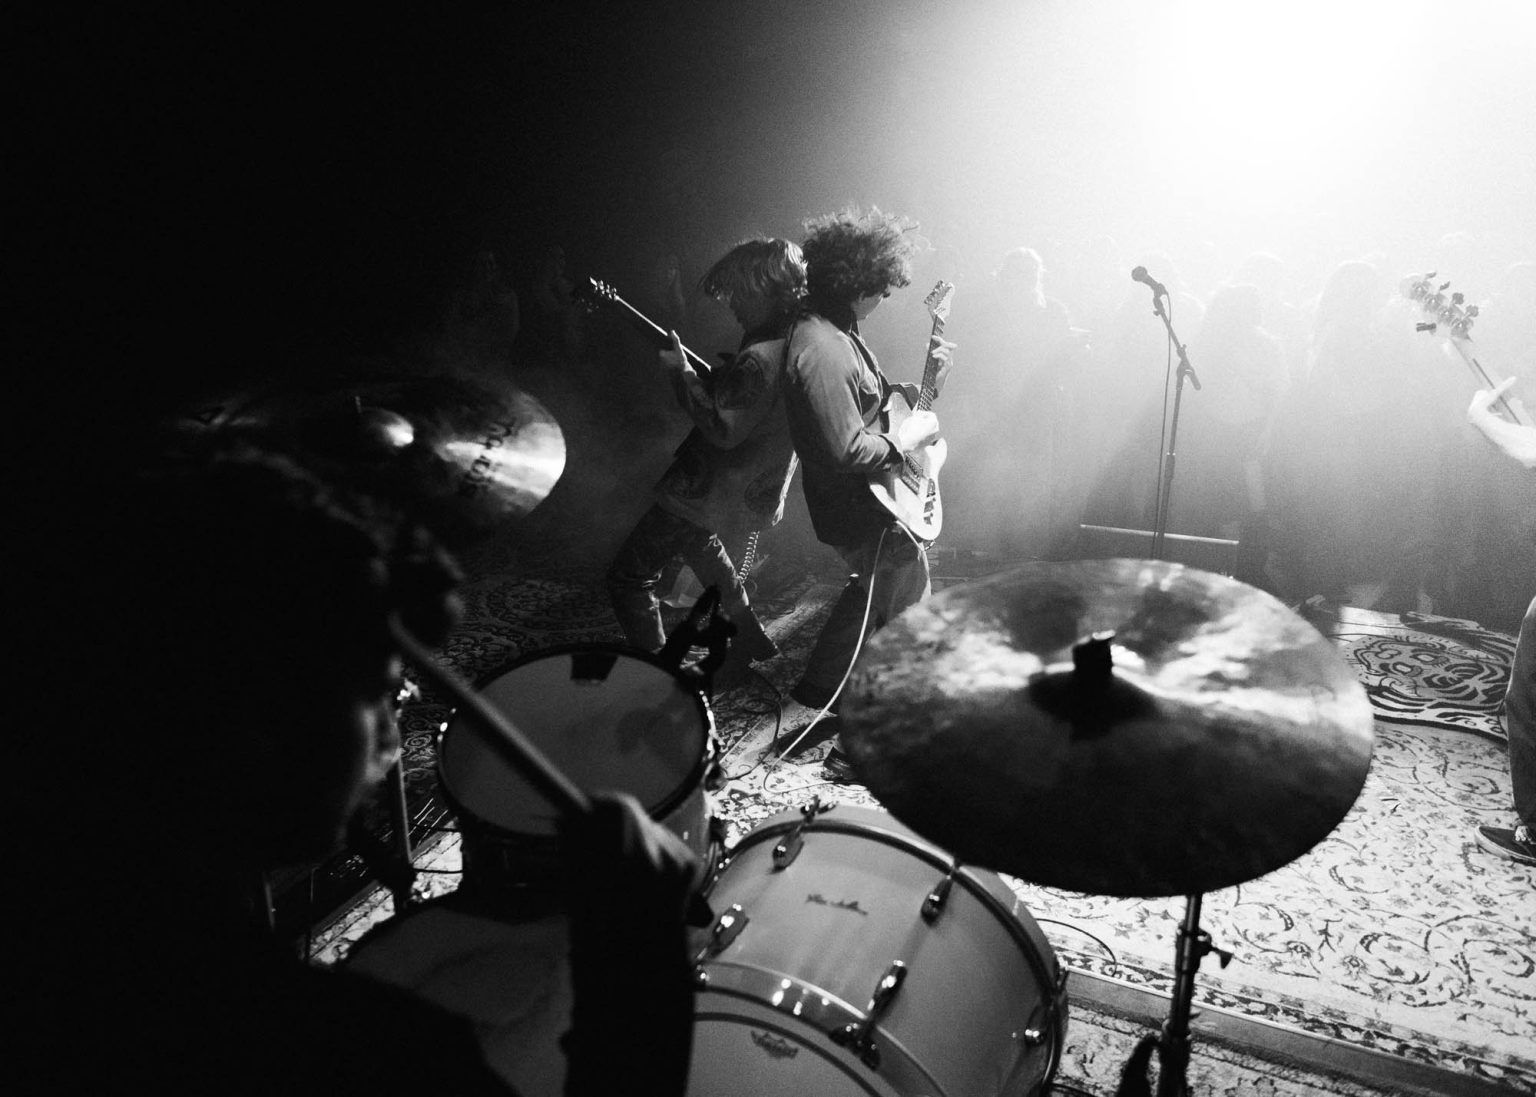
[1149,294,1201,561]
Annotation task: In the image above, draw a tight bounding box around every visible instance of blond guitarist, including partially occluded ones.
[780,207,954,781]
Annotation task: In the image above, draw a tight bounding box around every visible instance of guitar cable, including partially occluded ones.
[776,525,896,760]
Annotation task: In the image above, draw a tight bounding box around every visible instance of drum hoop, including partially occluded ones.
[726,808,1066,1015]
[695,962,937,1096]
[436,642,716,833]
[691,1009,895,1097]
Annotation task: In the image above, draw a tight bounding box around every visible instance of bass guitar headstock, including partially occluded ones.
[924,280,956,325]
[1400,271,1479,341]
[1401,271,1533,426]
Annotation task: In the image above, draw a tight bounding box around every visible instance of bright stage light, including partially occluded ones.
[1127,1,1446,213]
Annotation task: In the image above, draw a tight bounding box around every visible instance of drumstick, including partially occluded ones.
[388,615,592,818]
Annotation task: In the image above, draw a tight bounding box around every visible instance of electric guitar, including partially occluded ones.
[582,277,716,382]
[868,280,955,542]
[1401,272,1533,425]
[584,276,766,601]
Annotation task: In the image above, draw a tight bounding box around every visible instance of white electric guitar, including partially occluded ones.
[1401,272,1533,426]
[868,280,955,542]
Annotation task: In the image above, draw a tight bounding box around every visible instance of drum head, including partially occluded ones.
[440,646,709,836]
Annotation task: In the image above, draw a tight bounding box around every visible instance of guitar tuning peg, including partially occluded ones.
[1400,274,1431,302]
[1467,304,1480,318]
[1437,280,1452,292]
[1450,291,1465,305]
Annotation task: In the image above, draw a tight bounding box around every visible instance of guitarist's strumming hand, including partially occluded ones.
[896,409,941,455]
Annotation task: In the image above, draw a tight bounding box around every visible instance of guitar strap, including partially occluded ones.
[847,325,895,394]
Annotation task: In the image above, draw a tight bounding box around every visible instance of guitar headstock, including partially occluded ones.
[582,276,621,306]
[1401,271,1479,341]
[924,280,956,325]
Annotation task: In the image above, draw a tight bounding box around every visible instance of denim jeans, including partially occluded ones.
[606,505,747,652]
[791,523,930,709]
[1508,595,1535,831]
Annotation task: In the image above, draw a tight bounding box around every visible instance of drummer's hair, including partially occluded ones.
[800,206,918,311]
[698,238,807,318]
[84,442,465,863]
[128,443,463,665]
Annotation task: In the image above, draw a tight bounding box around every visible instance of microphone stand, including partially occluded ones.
[1148,293,1201,561]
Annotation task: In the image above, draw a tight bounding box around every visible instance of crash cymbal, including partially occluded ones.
[840,559,1375,898]
[193,373,565,543]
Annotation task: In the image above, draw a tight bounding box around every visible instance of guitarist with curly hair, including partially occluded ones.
[780,207,955,779]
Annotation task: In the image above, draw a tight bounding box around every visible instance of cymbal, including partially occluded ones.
[839,559,1375,898]
[194,373,565,542]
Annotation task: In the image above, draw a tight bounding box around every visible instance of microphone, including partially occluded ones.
[1131,266,1168,299]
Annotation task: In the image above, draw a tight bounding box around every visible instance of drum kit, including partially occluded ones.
[211,377,1376,1096]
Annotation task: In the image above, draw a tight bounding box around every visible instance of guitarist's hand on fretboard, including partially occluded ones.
[1468,377,1536,469]
[658,330,692,376]
[928,335,957,398]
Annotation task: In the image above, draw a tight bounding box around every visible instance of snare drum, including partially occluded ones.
[438,644,716,888]
[690,804,1067,1097]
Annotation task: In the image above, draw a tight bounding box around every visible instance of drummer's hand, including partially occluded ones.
[558,791,700,921]
[559,792,698,1096]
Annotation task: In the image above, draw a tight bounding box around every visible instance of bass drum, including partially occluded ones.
[690,804,1067,1097]
[437,644,718,889]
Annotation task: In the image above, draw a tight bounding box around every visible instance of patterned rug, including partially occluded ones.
[341,561,1533,1095]
[1298,597,1516,743]
[697,588,1535,1094]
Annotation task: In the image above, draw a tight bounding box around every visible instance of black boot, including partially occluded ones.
[727,608,778,663]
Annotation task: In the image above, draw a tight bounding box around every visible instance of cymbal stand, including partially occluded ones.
[1125,892,1232,1096]
[1148,296,1201,562]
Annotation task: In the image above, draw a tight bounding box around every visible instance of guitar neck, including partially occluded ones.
[916,315,947,411]
[606,291,714,378]
[1448,338,1534,426]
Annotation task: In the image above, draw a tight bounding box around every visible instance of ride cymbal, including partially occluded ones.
[840,559,1375,898]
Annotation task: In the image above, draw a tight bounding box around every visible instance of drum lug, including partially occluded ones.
[921,863,958,922]
[704,733,727,792]
[830,960,907,1069]
[773,796,831,869]
[771,832,803,869]
[698,902,749,957]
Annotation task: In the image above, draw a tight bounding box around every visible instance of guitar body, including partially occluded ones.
[866,280,956,544]
[870,390,947,543]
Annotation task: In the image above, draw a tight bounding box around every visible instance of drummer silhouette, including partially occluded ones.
[24,9,700,1094]
[30,445,700,1096]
